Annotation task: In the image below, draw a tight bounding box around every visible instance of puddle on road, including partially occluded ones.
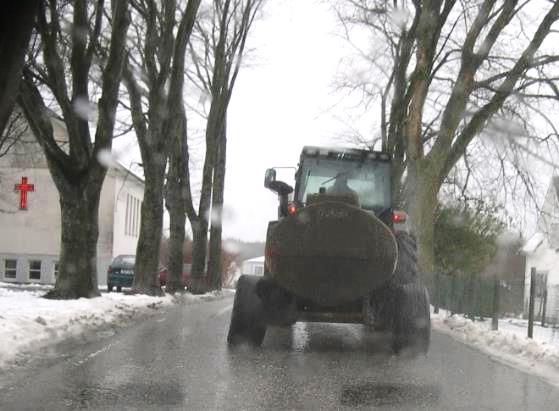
[340,382,440,407]
[61,381,185,408]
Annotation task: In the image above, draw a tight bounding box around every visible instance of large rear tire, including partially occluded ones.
[369,231,430,354]
[369,231,420,330]
[392,281,431,355]
[227,275,267,347]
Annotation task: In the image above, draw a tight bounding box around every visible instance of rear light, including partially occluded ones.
[392,210,407,224]
[287,202,297,215]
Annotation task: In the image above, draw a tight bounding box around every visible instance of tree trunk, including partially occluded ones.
[405,160,439,290]
[190,220,209,294]
[207,127,227,290]
[165,151,186,294]
[133,156,165,296]
[45,186,101,299]
[0,1,39,135]
[189,104,223,294]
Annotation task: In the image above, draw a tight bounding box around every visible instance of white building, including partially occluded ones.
[241,256,265,276]
[0,119,144,286]
[523,177,559,320]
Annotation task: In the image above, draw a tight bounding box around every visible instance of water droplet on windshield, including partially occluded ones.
[72,96,96,121]
[96,149,117,169]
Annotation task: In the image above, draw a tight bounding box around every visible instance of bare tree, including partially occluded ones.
[123,0,201,295]
[17,0,131,299]
[0,110,28,159]
[0,1,39,136]
[182,0,264,292]
[335,1,559,277]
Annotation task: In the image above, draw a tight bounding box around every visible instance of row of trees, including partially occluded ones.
[335,0,559,282]
[3,1,559,299]
[4,0,264,298]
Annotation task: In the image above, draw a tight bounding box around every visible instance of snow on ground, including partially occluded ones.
[432,308,559,386]
[0,282,233,369]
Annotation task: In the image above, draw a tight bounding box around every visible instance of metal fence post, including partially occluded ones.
[492,276,499,331]
[528,267,536,339]
[541,287,547,328]
[434,272,440,314]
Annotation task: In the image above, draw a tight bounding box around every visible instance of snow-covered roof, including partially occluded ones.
[521,233,544,254]
[243,256,265,264]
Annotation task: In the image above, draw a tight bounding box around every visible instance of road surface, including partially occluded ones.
[1,295,559,410]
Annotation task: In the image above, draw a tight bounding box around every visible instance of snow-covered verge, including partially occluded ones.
[432,308,559,386]
[0,283,233,369]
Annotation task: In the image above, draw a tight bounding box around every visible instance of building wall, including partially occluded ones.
[539,179,559,248]
[524,238,559,321]
[241,260,265,276]
[0,115,145,286]
[112,173,144,259]
[0,164,144,286]
[96,174,116,286]
[0,167,62,257]
[0,254,59,284]
[523,178,559,321]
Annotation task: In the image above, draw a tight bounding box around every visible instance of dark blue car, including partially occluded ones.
[107,255,135,292]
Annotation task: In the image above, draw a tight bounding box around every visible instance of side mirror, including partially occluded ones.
[264,168,276,189]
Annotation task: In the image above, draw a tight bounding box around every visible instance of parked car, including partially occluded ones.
[107,255,135,292]
[159,263,192,288]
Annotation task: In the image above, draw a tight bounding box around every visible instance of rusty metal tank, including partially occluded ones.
[265,196,398,306]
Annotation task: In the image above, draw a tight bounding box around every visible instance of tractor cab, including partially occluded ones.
[265,146,397,228]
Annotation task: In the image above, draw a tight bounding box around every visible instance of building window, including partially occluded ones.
[551,223,559,248]
[137,200,142,236]
[125,194,130,236]
[125,194,142,237]
[133,197,138,236]
[4,259,17,279]
[53,262,59,278]
[29,260,41,280]
[254,265,264,276]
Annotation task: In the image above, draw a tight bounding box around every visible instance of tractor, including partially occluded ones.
[227,146,430,354]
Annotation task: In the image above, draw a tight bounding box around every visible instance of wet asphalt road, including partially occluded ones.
[2,295,559,410]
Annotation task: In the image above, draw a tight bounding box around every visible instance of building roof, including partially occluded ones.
[113,161,144,186]
[522,233,544,254]
[243,256,265,264]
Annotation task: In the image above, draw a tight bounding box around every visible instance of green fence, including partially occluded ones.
[430,274,525,319]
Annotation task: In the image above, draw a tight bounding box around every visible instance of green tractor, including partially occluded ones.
[227,146,430,354]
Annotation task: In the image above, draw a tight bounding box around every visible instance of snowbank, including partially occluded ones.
[0,283,233,369]
[432,309,559,386]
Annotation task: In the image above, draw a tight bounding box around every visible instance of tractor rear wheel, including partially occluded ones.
[227,275,267,347]
[392,281,431,355]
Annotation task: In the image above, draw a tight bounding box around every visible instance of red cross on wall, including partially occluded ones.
[14,177,34,210]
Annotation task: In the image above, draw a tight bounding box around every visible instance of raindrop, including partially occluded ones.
[73,25,89,44]
[451,214,465,226]
[96,149,117,169]
[477,41,491,56]
[388,7,410,30]
[296,211,310,224]
[72,96,96,121]
[207,206,222,226]
[496,231,519,248]
[223,241,241,255]
[198,91,211,105]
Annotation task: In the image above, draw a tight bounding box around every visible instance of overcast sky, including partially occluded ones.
[115,0,361,242]
[222,0,353,241]
[112,0,557,243]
